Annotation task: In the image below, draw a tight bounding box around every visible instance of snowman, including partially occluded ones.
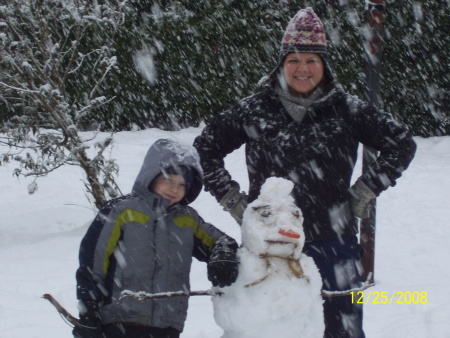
[212,177,325,338]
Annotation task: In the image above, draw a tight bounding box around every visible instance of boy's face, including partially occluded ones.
[151,174,186,205]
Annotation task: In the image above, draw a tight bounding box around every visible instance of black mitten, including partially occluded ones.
[72,300,103,338]
[207,236,239,287]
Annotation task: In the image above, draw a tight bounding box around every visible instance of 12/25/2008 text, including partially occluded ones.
[350,291,428,304]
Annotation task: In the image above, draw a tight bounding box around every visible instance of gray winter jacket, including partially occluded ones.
[75,139,235,332]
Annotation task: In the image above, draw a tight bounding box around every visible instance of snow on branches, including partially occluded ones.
[0,0,128,209]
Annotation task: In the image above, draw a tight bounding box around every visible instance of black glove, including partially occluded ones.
[349,178,376,219]
[219,186,248,225]
[208,236,239,287]
[72,300,103,338]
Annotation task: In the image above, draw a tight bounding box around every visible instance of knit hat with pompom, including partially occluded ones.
[280,7,327,60]
[266,7,333,86]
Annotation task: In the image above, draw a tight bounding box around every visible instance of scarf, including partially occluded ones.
[275,84,323,124]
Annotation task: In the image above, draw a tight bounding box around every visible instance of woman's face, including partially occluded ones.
[282,53,324,97]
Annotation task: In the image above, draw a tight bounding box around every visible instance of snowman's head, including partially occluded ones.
[241,177,305,258]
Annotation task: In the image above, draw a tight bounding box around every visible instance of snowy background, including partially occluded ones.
[1,126,449,337]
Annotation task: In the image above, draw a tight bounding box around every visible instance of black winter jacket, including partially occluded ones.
[194,83,416,241]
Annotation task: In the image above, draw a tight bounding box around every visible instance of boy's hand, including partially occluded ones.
[73,322,103,338]
[208,236,239,287]
[73,300,103,338]
[208,254,239,287]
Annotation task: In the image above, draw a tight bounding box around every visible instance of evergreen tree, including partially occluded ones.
[112,0,449,135]
[382,0,449,136]
[2,0,448,135]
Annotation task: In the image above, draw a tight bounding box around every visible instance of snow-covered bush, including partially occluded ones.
[0,0,127,209]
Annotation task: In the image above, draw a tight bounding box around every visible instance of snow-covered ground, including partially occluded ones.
[1,126,449,337]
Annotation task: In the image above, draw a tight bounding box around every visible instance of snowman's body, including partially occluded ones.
[213,178,325,338]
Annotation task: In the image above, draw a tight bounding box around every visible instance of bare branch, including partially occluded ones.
[0,82,39,93]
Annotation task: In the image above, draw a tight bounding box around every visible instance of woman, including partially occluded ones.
[194,7,416,338]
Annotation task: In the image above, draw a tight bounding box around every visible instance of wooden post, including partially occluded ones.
[360,0,386,284]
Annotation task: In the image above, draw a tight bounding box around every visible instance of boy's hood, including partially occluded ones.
[132,138,204,205]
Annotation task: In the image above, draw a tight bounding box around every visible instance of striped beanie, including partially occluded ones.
[280,7,327,58]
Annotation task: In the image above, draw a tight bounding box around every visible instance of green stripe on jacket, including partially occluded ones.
[173,215,216,251]
[103,209,150,275]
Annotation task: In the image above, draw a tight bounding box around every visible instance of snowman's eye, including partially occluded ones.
[252,205,271,218]
[261,210,271,218]
[292,210,300,219]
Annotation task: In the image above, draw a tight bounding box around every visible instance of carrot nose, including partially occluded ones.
[278,228,300,239]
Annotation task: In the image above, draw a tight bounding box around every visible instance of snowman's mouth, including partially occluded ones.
[265,240,294,245]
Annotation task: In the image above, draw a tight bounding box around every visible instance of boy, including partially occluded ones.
[73,139,239,338]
